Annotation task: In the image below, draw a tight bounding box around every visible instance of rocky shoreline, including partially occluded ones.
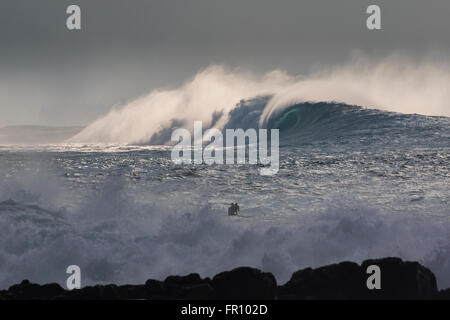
[1,257,449,300]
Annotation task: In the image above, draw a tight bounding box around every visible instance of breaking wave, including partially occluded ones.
[1,176,450,290]
[71,56,450,144]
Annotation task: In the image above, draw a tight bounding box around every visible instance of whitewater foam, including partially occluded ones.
[0,134,449,289]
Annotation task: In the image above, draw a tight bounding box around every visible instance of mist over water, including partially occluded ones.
[72,56,450,145]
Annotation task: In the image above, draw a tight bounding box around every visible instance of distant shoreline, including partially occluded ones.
[0,125,84,144]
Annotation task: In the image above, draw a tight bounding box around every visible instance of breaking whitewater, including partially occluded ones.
[0,60,449,290]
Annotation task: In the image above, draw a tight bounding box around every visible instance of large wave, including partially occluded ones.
[71,56,450,145]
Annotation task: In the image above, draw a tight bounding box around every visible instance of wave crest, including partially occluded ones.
[71,56,450,144]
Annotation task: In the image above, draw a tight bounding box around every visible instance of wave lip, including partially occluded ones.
[262,101,448,144]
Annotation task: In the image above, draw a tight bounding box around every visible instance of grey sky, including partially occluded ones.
[1,0,449,127]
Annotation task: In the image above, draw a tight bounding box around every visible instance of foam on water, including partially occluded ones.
[0,134,449,289]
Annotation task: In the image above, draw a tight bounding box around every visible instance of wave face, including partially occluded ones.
[264,102,450,147]
[71,57,450,144]
[87,94,449,147]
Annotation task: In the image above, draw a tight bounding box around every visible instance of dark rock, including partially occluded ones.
[184,283,216,300]
[7,280,65,300]
[40,283,67,299]
[116,284,148,300]
[213,267,277,299]
[0,257,446,300]
[0,289,13,300]
[278,261,365,299]
[163,273,211,299]
[144,274,215,299]
[66,285,116,300]
[164,273,204,287]
[361,257,437,299]
[278,257,438,299]
[437,288,450,300]
[145,279,167,298]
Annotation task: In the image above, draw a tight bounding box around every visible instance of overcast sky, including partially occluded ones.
[1,0,449,127]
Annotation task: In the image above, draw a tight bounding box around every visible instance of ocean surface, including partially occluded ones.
[0,100,449,289]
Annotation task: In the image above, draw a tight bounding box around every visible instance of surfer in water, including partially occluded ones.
[228,203,240,216]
